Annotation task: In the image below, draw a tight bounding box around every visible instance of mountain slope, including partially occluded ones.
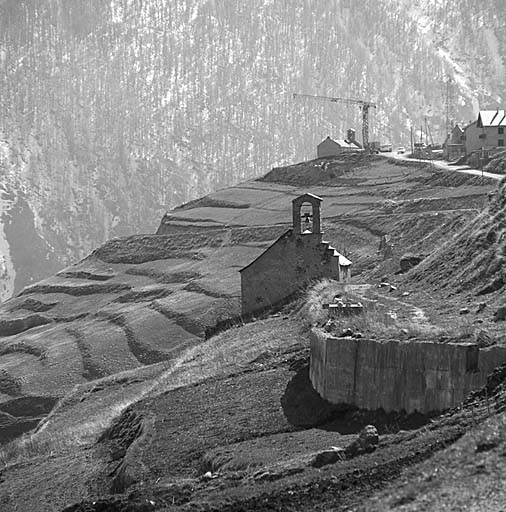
[0,153,495,448]
[0,155,501,511]
[408,177,506,296]
[0,0,504,297]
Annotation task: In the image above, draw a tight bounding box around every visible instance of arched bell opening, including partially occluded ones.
[292,193,322,236]
[300,202,314,234]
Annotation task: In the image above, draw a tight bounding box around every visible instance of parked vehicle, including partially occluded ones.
[379,143,392,152]
[397,146,406,154]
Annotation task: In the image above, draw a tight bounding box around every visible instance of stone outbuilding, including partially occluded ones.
[317,136,361,159]
[443,123,465,161]
[239,193,351,316]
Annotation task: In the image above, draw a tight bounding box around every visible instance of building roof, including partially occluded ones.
[239,229,291,273]
[327,244,352,266]
[292,192,322,204]
[318,137,361,149]
[334,139,360,149]
[240,230,353,273]
[464,120,477,130]
[337,253,352,266]
[477,110,506,127]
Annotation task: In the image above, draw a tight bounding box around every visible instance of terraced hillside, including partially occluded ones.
[0,232,256,443]
[0,154,496,443]
[0,154,500,511]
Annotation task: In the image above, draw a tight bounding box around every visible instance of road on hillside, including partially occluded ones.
[382,152,505,181]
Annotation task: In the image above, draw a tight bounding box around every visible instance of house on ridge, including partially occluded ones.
[239,193,351,316]
[464,109,506,156]
[317,129,362,159]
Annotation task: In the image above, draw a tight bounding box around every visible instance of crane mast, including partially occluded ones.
[293,93,377,151]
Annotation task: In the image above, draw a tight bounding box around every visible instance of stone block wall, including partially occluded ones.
[240,230,339,315]
[310,329,506,413]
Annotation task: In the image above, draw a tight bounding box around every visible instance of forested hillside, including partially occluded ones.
[0,0,504,300]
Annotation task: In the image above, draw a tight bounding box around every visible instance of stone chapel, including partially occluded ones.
[239,193,352,315]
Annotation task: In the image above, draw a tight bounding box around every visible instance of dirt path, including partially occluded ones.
[383,153,504,181]
[349,283,434,329]
[389,295,429,323]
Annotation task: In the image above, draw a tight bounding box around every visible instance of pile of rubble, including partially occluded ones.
[323,295,364,316]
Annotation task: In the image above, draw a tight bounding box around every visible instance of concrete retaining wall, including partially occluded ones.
[310,329,506,413]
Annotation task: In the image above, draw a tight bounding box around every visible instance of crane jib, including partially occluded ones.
[292,93,376,108]
[292,92,377,151]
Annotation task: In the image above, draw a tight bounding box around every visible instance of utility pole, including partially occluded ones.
[445,76,453,136]
[427,121,434,147]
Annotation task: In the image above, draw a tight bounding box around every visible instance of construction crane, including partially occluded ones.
[293,93,377,151]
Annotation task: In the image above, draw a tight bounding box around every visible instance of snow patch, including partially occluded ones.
[436,48,479,115]
[0,185,16,302]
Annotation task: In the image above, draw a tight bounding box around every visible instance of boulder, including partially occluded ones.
[311,447,346,468]
[475,329,494,348]
[400,254,424,273]
[493,305,506,322]
[476,302,487,313]
[324,320,338,332]
[345,425,379,457]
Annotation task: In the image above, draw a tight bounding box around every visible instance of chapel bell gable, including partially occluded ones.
[292,193,322,235]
